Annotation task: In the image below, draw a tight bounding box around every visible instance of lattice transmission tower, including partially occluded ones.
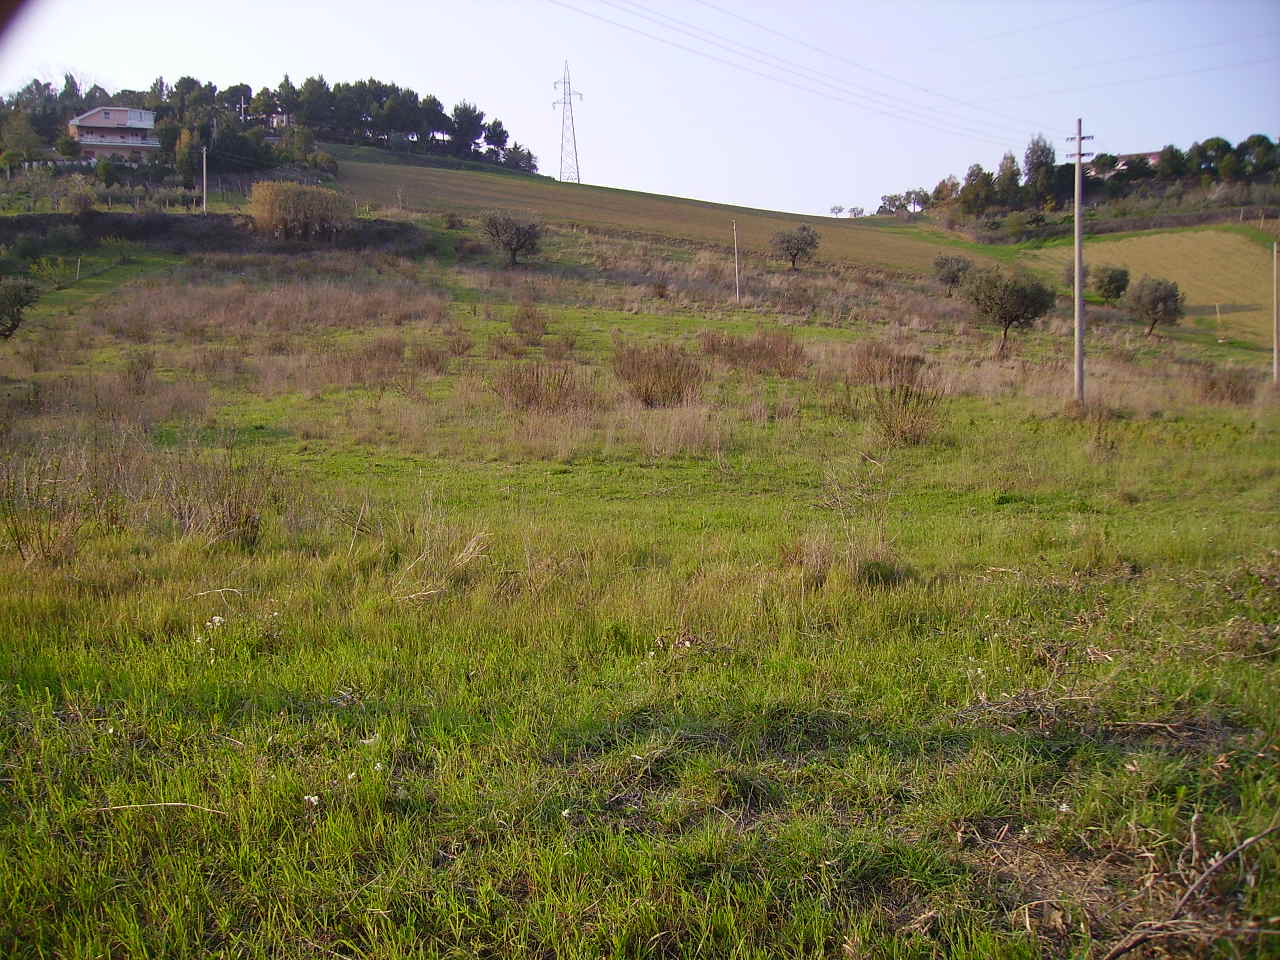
[553,61,582,184]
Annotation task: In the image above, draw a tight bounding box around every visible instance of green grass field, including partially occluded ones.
[1022,227,1277,345]
[1,201,1278,959]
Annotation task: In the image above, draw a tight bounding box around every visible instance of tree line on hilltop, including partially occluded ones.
[868,132,1277,224]
[0,73,538,186]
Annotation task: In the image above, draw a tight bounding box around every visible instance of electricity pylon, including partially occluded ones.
[553,61,582,183]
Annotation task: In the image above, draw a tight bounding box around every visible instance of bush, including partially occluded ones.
[511,301,549,344]
[481,211,543,266]
[698,329,808,377]
[0,277,38,339]
[543,334,576,362]
[961,268,1056,349]
[613,341,707,407]
[248,181,350,241]
[1126,275,1184,336]
[1192,364,1258,405]
[307,152,338,174]
[490,362,600,412]
[1093,265,1130,304]
[933,254,972,296]
[833,342,941,445]
[1061,260,1090,290]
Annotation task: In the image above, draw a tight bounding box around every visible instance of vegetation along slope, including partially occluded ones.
[0,159,1277,960]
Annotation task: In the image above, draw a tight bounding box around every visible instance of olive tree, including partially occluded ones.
[933,254,972,297]
[770,225,820,270]
[962,268,1056,350]
[0,278,39,340]
[1092,265,1130,304]
[481,211,543,266]
[1127,275,1183,337]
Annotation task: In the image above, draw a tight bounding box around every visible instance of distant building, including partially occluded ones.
[68,107,161,162]
[1090,150,1162,179]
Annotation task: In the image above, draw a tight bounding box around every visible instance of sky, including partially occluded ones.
[0,0,1276,215]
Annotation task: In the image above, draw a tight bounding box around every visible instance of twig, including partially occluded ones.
[1101,823,1280,960]
[84,802,228,816]
[185,587,243,599]
[1172,823,1280,918]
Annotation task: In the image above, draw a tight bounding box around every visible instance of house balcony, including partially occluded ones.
[75,135,162,150]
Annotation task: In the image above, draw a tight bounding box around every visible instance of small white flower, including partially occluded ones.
[374,762,384,772]
[303,795,320,807]
[1057,802,1072,813]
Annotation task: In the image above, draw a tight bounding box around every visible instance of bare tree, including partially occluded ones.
[481,211,543,266]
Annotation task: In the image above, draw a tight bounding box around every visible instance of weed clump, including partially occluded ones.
[490,362,602,413]
[511,301,549,345]
[827,341,943,445]
[613,340,706,407]
[698,329,809,377]
[1191,363,1257,405]
[543,334,577,362]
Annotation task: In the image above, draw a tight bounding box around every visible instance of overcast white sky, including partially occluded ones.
[1,0,1276,214]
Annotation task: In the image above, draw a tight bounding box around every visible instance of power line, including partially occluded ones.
[544,0,1019,148]
[986,54,1280,102]
[685,0,1060,135]
[948,29,1280,97]
[598,0,1037,141]
[919,0,1155,55]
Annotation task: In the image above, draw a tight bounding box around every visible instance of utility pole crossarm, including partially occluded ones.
[1069,118,1092,405]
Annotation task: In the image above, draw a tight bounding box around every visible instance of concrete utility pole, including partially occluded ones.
[1067,118,1094,405]
[201,146,207,213]
[732,219,740,303]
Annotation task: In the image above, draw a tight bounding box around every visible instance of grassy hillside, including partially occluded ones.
[1,213,1277,958]
[335,152,989,273]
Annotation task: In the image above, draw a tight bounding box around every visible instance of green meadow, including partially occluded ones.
[0,203,1277,959]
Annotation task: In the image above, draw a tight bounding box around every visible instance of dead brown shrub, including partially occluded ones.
[412,342,450,375]
[543,334,577,362]
[698,329,809,377]
[490,362,603,412]
[445,328,474,357]
[490,333,527,358]
[1190,363,1259,405]
[511,301,549,345]
[613,340,707,408]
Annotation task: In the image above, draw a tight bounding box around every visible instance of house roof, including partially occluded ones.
[70,106,154,125]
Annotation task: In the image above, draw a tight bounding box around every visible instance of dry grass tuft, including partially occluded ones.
[620,402,726,458]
